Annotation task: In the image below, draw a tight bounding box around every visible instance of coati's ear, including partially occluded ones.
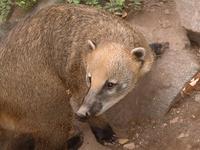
[88,40,96,50]
[131,47,146,61]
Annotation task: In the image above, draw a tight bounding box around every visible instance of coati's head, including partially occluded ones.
[76,40,154,121]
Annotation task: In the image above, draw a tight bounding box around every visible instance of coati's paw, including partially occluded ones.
[90,124,117,145]
[8,133,35,150]
[66,133,83,150]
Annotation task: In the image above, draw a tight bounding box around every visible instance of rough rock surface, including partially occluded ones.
[175,0,200,45]
[105,0,199,130]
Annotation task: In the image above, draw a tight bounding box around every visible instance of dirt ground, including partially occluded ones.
[1,0,200,150]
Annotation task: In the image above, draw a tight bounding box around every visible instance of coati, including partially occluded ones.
[0,4,158,150]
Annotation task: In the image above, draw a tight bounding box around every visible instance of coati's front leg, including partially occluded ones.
[62,119,84,150]
[7,133,35,150]
[0,129,36,150]
[65,132,83,150]
[88,116,117,145]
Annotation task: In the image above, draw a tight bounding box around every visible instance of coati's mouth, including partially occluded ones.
[75,112,91,122]
[75,102,103,122]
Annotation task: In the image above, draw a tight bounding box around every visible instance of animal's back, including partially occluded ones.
[0,5,85,149]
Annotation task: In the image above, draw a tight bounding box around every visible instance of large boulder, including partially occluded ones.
[106,0,199,130]
[175,0,200,45]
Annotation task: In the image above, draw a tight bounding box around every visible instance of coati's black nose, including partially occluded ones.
[75,112,90,122]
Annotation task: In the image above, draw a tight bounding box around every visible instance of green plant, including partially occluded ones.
[105,0,125,13]
[84,0,99,6]
[130,0,142,10]
[67,0,81,4]
[16,0,38,10]
[0,0,12,22]
[67,0,142,14]
[68,0,99,5]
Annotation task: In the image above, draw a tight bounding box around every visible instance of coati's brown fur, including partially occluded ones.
[0,4,155,149]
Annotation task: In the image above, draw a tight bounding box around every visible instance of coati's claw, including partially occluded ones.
[90,124,117,145]
[103,134,118,145]
[66,133,83,150]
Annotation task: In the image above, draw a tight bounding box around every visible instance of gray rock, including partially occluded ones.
[106,1,199,130]
[175,0,200,46]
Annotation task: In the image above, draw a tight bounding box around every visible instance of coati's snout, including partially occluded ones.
[76,41,154,120]
[76,90,103,121]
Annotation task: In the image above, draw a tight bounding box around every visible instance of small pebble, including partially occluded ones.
[170,117,179,124]
[192,115,196,119]
[162,123,168,127]
[177,133,189,139]
[123,142,136,150]
[135,133,139,138]
[118,138,129,145]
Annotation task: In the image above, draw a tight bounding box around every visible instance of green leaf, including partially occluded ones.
[16,0,38,10]
[115,0,125,6]
[72,0,80,4]
[0,0,12,22]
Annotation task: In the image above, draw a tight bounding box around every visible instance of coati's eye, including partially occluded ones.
[88,75,91,83]
[106,81,117,89]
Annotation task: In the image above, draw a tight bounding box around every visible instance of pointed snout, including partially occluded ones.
[75,112,90,122]
[75,90,103,122]
[75,105,91,122]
